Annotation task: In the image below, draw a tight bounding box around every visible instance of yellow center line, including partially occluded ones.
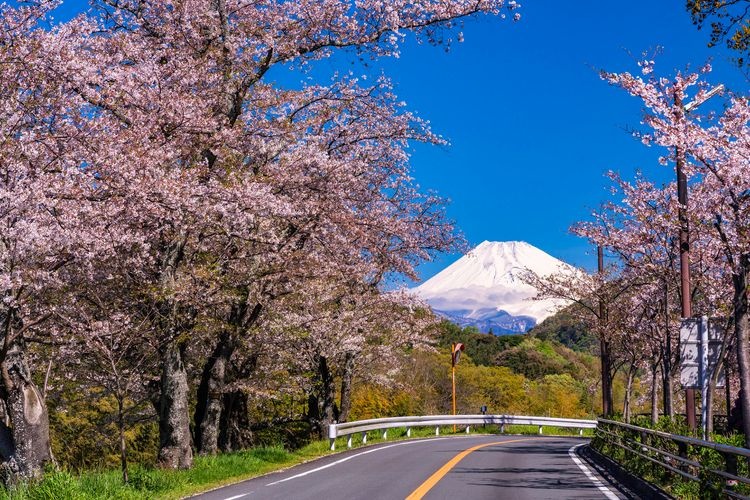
[405,438,536,500]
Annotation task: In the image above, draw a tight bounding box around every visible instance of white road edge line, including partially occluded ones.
[265,437,456,486]
[569,443,620,500]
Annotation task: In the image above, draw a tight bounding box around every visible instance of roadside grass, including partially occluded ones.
[0,445,324,500]
[0,424,591,499]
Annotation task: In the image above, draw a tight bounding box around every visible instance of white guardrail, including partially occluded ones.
[328,414,598,450]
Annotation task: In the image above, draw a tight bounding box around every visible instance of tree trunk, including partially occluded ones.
[732,253,750,450]
[662,281,674,417]
[309,355,337,439]
[726,364,732,426]
[0,334,51,483]
[194,332,235,455]
[338,352,355,423]
[662,351,674,418]
[600,339,614,417]
[157,342,193,469]
[194,302,261,455]
[705,381,715,438]
[218,389,253,452]
[651,364,660,424]
[706,356,729,438]
[624,365,635,424]
[116,392,128,483]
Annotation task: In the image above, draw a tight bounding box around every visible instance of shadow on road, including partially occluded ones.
[450,439,608,496]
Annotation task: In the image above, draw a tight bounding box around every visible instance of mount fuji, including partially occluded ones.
[413,241,575,334]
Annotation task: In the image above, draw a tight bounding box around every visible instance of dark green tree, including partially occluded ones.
[687,0,750,66]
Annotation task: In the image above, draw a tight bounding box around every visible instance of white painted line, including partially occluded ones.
[266,437,456,486]
[569,443,620,500]
[221,494,248,500]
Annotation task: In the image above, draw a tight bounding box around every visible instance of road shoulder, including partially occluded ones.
[577,444,673,499]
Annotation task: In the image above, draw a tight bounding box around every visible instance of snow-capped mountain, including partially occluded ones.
[413,241,575,334]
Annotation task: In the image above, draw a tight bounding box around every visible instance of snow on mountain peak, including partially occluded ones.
[413,240,575,334]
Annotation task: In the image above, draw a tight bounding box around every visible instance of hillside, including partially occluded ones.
[436,320,598,381]
[526,305,598,353]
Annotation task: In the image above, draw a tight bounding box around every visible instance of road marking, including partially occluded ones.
[221,495,248,500]
[569,443,620,500]
[265,437,455,486]
[405,438,535,500]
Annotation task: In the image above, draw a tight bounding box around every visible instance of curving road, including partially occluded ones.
[190,435,626,500]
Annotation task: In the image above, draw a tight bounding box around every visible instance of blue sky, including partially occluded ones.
[365,0,748,280]
[45,1,748,280]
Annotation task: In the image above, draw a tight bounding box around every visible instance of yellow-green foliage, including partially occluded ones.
[530,374,589,418]
[352,348,598,419]
[458,364,530,414]
[48,387,158,471]
[349,385,418,420]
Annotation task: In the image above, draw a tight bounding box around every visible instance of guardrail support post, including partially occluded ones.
[723,451,738,478]
[327,415,599,454]
[329,424,337,451]
[676,440,688,474]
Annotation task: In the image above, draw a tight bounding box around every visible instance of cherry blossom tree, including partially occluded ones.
[573,171,736,420]
[0,2,111,480]
[10,0,522,470]
[604,63,750,443]
[523,256,634,416]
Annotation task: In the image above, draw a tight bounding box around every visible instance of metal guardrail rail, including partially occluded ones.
[596,418,750,499]
[328,414,597,450]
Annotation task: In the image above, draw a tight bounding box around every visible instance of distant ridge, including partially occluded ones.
[413,241,574,334]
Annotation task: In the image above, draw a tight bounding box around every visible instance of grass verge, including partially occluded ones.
[0,424,591,499]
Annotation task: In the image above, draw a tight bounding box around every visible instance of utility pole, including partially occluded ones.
[675,84,723,432]
[674,101,696,430]
[598,246,612,417]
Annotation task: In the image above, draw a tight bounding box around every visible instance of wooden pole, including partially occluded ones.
[675,92,696,432]
[452,352,457,433]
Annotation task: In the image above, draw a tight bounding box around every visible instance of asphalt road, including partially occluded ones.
[189,435,626,500]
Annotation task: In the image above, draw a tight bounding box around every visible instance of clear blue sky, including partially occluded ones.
[365,0,748,280]
[46,1,748,280]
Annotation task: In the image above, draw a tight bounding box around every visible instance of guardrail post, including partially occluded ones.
[329,424,337,451]
[327,415,599,455]
[723,451,738,479]
[676,439,688,474]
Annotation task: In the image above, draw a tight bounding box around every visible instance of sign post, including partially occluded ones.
[680,316,725,439]
[451,343,465,433]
